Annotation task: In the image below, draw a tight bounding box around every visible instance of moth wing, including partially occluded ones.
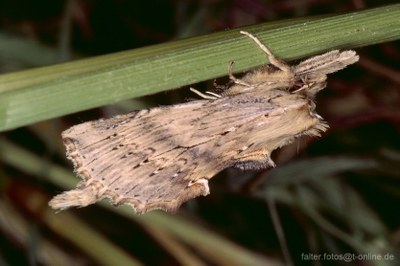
[49,91,307,214]
[49,99,257,213]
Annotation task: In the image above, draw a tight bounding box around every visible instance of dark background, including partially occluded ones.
[0,1,399,265]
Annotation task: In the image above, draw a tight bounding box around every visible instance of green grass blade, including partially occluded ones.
[0,4,399,131]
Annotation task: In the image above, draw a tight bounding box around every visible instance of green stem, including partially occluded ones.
[1,4,399,131]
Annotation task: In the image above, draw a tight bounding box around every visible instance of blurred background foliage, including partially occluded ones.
[0,0,399,265]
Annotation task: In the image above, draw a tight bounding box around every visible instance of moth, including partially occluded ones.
[49,31,359,214]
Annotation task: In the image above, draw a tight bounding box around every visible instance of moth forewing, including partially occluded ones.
[49,31,358,214]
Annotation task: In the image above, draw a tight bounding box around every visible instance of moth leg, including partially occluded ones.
[228,61,254,87]
[292,76,309,93]
[304,81,327,96]
[190,87,220,100]
[205,91,222,98]
[234,149,276,171]
[240,30,291,74]
[292,85,307,93]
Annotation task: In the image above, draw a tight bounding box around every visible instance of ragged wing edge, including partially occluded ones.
[49,131,210,214]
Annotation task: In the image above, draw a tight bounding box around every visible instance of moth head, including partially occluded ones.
[293,74,327,99]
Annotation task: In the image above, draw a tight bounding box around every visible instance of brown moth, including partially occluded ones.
[49,31,359,214]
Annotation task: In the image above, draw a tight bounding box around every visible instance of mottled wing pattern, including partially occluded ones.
[50,89,301,213]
